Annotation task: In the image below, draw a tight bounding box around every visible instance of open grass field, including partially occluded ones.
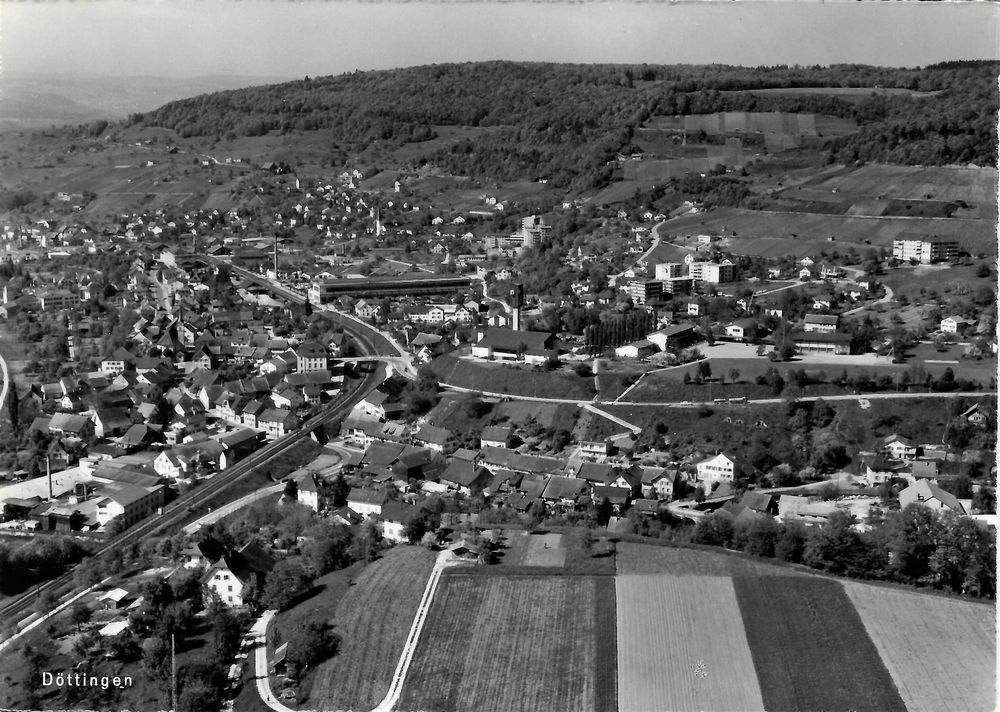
[796,164,997,211]
[733,575,907,712]
[397,574,616,712]
[617,574,765,712]
[879,263,993,302]
[429,353,596,401]
[616,541,812,578]
[663,207,995,256]
[307,546,437,711]
[501,531,568,567]
[843,582,996,712]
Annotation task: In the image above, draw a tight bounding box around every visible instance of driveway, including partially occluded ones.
[251,611,298,712]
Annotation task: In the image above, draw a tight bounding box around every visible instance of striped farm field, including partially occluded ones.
[617,575,765,712]
[396,573,616,712]
[844,582,996,712]
[733,575,907,712]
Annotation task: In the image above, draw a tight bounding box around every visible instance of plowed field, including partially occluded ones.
[844,582,996,712]
[396,574,616,712]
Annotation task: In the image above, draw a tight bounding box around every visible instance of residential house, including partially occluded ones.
[883,433,918,460]
[295,341,329,373]
[479,425,513,449]
[203,543,276,607]
[258,409,299,440]
[803,314,839,334]
[379,502,420,543]
[412,424,452,453]
[898,480,966,514]
[438,460,492,496]
[724,318,757,342]
[346,488,387,518]
[695,452,752,493]
[940,316,970,335]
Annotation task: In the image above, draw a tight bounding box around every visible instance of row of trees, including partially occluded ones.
[693,503,995,598]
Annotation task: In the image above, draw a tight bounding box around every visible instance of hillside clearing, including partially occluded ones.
[617,574,765,712]
[843,582,996,712]
[307,546,437,711]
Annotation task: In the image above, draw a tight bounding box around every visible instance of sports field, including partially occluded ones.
[617,575,765,712]
[844,582,996,712]
[397,574,617,712]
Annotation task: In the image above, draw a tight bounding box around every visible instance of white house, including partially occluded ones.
[883,433,918,460]
[346,488,387,518]
[940,316,970,335]
[695,452,749,493]
[202,543,275,607]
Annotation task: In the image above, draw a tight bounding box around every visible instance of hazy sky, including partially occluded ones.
[2,1,997,80]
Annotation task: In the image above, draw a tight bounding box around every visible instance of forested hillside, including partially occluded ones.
[133,61,998,189]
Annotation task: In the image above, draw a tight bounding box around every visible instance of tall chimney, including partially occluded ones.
[47,457,53,500]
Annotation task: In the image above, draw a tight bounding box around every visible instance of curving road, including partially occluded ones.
[0,348,8,428]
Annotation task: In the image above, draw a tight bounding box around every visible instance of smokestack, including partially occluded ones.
[47,457,52,500]
[273,234,278,277]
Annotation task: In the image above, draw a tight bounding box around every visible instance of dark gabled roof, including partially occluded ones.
[363,441,408,467]
[347,488,387,506]
[480,425,512,442]
[197,536,227,563]
[476,329,555,355]
[739,490,776,513]
[804,314,839,325]
[480,446,562,475]
[380,501,419,524]
[541,475,588,501]
[439,460,492,489]
[414,424,452,447]
[591,485,630,504]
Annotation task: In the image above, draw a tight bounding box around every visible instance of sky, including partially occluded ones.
[2,1,997,81]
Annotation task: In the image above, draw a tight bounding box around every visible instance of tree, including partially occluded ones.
[329,473,350,507]
[262,558,314,610]
[971,487,996,515]
[307,524,354,575]
[696,360,712,381]
[596,497,614,526]
[775,521,807,563]
[737,517,780,558]
[728,368,740,385]
[69,600,92,631]
[692,513,735,548]
[287,620,340,677]
[883,504,943,584]
[803,511,871,577]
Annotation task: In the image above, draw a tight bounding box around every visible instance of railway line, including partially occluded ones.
[0,306,389,635]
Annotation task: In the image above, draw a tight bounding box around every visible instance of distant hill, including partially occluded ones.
[0,73,291,131]
[127,61,999,189]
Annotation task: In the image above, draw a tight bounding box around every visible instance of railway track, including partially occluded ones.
[0,313,389,631]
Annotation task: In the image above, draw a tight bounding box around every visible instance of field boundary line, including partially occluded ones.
[371,549,463,712]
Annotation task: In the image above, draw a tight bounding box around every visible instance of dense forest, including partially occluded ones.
[134,61,999,189]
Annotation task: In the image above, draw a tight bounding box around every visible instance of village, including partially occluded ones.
[0,144,996,712]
